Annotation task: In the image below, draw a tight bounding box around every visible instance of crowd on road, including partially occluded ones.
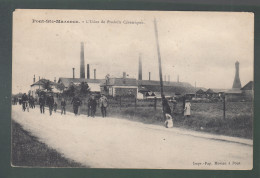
[15,93,191,128]
[17,93,109,118]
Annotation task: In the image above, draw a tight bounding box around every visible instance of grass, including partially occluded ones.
[11,120,85,167]
[64,99,253,139]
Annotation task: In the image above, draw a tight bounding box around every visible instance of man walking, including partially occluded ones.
[61,98,66,115]
[90,95,97,117]
[71,95,82,116]
[46,95,54,116]
[39,95,45,114]
[21,93,28,112]
[99,94,108,118]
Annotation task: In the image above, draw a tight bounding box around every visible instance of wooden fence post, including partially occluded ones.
[120,96,122,110]
[223,94,226,119]
[154,97,157,111]
[135,97,137,110]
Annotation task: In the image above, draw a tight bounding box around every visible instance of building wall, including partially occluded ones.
[112,86,138,97]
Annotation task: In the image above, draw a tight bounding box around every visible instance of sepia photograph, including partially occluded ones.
[11,9,254,169]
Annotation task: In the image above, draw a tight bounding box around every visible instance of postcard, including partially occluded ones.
[12,9,254,169]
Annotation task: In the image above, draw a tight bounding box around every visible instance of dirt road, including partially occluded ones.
[12,105,252,169]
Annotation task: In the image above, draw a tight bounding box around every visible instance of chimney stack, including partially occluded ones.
[39,76,40,81]
[149,72,151,81]
[87,64,90,79]
[232,61,242,89]
[138,53,142,80]
[94,69,96,80]
[80,42,85,78]
[54,77,56,83]
[123,72,126,78]
[168,75,170,84]
[177,75,179,83]
[33,75,35,83]
[72,68,75,79]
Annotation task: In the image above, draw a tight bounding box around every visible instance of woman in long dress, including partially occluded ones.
[184,100,191,118]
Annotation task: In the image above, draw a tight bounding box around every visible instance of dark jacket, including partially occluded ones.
[39,97,45,105]
[162,98,171,115]
[90,98,97,108]
[21,94,28,102]
[46,96,54,107]
[61,100,66,107]
[71,97,82,107]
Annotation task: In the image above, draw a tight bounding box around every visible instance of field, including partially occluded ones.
[61,97,253,139]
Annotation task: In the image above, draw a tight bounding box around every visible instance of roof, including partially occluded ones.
[205,88,216,94]
[103,78,138,86]
[196,89,205,94]
[225,89,242,94]
[138,80,193,88]
[241,81,253,90]
[31,79,57,87]
[58,78,104,88]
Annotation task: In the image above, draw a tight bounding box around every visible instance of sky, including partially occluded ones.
[12,10,254,94]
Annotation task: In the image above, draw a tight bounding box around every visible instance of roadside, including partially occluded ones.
[11,120,85,167]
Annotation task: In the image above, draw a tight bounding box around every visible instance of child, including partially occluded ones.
[164,113,174,128]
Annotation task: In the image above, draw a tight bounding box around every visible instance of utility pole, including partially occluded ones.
[154,18,165,120]
[154,18,164,97]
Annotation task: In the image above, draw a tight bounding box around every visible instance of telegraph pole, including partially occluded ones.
[154,18,164,97]
[154,18,165,120]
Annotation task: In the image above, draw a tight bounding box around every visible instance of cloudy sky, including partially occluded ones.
[12,10,254,94]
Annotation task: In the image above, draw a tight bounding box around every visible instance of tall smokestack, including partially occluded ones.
[123,72,126,78]
[72,68,75,79]
[87,64,90,79]
[54,77,56,83]
[177,75,179,83]
[168,75,170,84]
[94,69,96,80]
[80,42,85,78]
[149,72,151,81]
[39,76,40,81]
[232,61,242,89]
[138,53,142,80]
[33,75,35,83]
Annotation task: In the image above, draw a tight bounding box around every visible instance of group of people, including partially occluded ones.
[72,94,108,118]
[39,95,57,115]
[36,93,108,118]
[162,95,191,128]
[19,93,36,112]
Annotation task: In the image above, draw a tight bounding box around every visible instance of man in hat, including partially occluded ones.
[99,94,108,118]
[21,93,29,112]
[71,95,82,116]
[46,95,54,116]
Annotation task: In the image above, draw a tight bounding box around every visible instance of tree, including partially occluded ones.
[64,83,76,97]
[42,80,53,92]
[79,82,90,97]
[56,82,65,92]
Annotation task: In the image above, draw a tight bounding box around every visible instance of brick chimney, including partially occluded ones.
[232,61,242,89]
[33,75,35,83]
[138,53,142,80]
[80,42,85,78]
[72,68,75,79]
[87,64,90,79]
[149,72,151,81]
[94,69,96,80]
